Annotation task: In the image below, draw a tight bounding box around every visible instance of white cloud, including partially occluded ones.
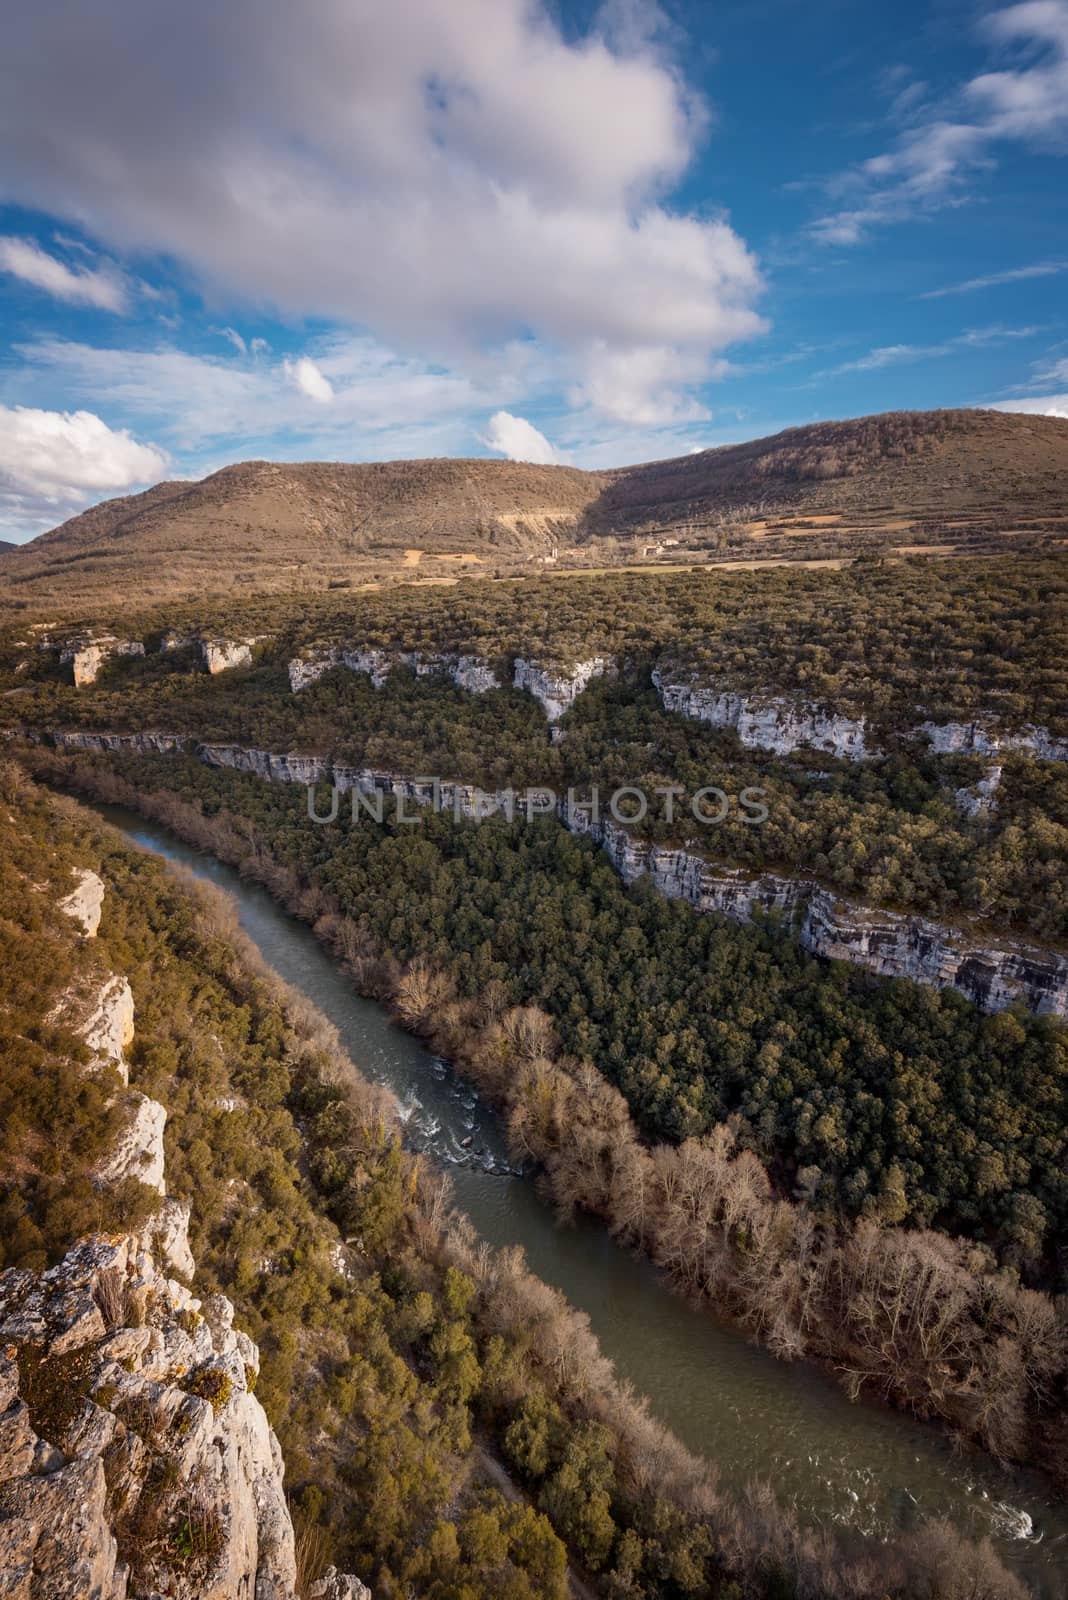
[919,261,1067,298]
[0,0,764,426]
[216,326,247,353]
[568,342,718,426]
[0,405,168,540]
[284,355,334,404]
[12,334,519,458]
[811,0,1068,244]
[0,235,128,311]
[989,394,1068,417]
[825,324,1041,376]
[484,411,559,463]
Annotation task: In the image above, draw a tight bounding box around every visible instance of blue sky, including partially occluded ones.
[0,0,1066,541]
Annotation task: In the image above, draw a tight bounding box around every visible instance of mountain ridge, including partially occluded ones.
[4,408,1067,608]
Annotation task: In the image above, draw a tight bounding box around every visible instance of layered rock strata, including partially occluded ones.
[44,731,1068,1018]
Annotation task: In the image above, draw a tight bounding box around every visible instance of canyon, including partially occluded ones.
[45,729,1068,1018]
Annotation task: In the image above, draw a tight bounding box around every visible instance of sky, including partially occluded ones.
[0,0,1066,542]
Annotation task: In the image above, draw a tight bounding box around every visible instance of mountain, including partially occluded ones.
[3,409,1067,610]
[0,540,16,554]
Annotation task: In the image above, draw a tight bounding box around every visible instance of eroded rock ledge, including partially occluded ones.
[3,855,369,1598]
[652,670,875,761]
[652,669,1068,764]
[0,1233,297,1600]
[286,647,611,720]
[289,646,501,695]
[45,731,1068,1018]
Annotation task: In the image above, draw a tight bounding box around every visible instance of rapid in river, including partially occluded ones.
[96,801,1068,1595]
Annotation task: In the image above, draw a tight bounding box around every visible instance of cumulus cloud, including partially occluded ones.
[0,0,763,426]
[15,335,506,454]
[0,235,128,311]
[0,405,168,540]
[811,0,1068,243]
[990,394,1068,417]
[484,411,559,463]
[568,342,719,425]
[284,355,335,404]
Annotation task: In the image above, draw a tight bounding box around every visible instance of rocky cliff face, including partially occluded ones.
[59,868,106,937]
[954,764,1002,818]
[513,656,612,721]
[574,815,1068,1019]
[46,731,1068,1019]
[0,858,368,1599]
[79,975,136,1083]
[59,638,145,688]
[651,669,1068,766]
[652,670,875,760]
[0,1233,296,1600]
[199,638,255,675]
[54,730,190,757]
[920,719,1068,761]
[287,646,500,695]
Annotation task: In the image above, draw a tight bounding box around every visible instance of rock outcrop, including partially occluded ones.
[199,638,256,675]
[652,670,874,761]
[288,647,500,696]
[310,1570,372,1600]
[80,975,136,1082]
[0,1234,297,1600]
[920,720,1068,762]
[573,815,1068,1019]
[97,1093,168,1195]
[513,656,612,721]
[59,868,106,937]
[651,669,1068,766]
[288,649,342,692]
[0,860,367,1598]
[60,638,145,688]
[54,729,190,757]
[955,764,1002,818]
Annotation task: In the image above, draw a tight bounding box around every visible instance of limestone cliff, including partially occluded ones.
[919,719,1068,761]
[198,638,255,675]
[288,646,500,695]
[577,816,1068,1019]
[45,730,1068,1018]
[0,1233,298,1600]
[651,670,876,761]
[652,668,1068,766]
[513,656,613,721]
[58,868,106,937]
[0,860,368,1599]
[58,638,145,688]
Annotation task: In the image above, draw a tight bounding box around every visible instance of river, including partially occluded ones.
[97,801,1068,1594]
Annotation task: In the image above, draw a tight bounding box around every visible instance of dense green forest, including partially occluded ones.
[27,748,1067,1273]
[3,767,1032,1599]
[9,654,1068,940]
[5,551,1068,733]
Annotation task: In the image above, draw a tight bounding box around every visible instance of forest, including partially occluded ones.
[8,650,1068,941]
[1,763,1034,1599]
[5,550,1068,735]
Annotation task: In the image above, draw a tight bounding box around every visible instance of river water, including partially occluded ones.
[98,802,1068,1594]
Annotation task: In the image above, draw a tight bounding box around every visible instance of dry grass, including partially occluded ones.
[2,407,1066,611]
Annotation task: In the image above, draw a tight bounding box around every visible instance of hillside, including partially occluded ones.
[2,408,1067,610]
